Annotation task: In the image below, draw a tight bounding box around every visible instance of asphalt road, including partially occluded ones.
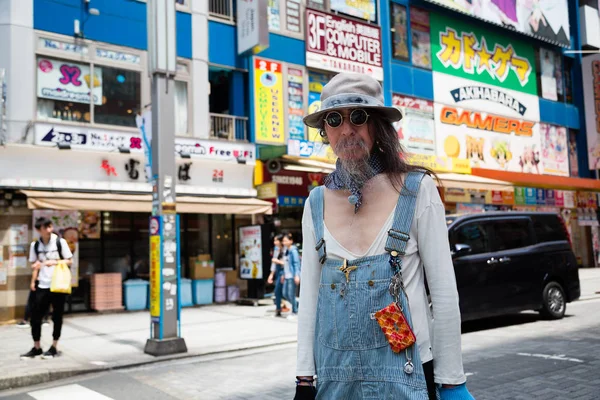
[2,298,600,400]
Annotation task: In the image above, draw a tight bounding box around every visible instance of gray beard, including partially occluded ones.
[334,139,373,189]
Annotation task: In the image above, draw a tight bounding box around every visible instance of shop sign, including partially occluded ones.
[577,192,598,209]
[37,58,103,105]
[264,168,325,197]
[491,190,503,204]
[490,190,514,205]
[434,104,542,173]
[583,54,600,170]
[239,226,263,280]
[545,190,556,206]
[555,190,565,208]
[285,0,302,33]
[149,234,161,317]
[96,48,141,65]
[278,195,306,207]
[34,123,256,163]
[257,182,278,199]
[237,0,269,55]
[39,38,88,55]
[405,153,471,174]
[392,94,436,156]
[540,123,569,177]
[514,187,525,205]
[306,71,333,142]
[444,188,470,203]
[430,13,537,95]
[330,0,376,22]
[287,67,305,140]
[287,138,337,163]
[306,9,383,80]
[423,1,570,47]
[253,58,285,145]
[432,74,540,122]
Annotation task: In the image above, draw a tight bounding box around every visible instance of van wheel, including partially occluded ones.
[540,282,566,320]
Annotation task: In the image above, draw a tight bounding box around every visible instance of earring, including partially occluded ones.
[377,140,384,153]
[319,130,326,138]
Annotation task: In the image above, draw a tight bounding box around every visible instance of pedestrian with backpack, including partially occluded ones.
[20,217,73,360]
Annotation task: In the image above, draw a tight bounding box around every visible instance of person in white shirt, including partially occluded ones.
[20,217,73,360]
[294,73,474,400]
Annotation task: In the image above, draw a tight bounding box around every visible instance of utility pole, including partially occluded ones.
[144,0,187,356]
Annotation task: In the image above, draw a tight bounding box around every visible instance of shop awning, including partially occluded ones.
[437,173,514,191]
[21,191,273,215]
[471,169,600,192]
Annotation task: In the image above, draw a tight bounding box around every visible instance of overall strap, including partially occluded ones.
[385,171,426,256]
[309,186,327,264]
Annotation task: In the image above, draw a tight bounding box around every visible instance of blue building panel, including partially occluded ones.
[539,99,580,130]
[34,0,192,58]
[389,63,434,101]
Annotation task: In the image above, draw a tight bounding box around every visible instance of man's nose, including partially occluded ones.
[340,118,356,136]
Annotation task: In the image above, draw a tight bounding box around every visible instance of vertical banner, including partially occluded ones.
[254,58,285,145]
[32,211,79,287]
[149,216,161,319]
[583,54,600,170]
[237,0,269,55]
[287,67,305,140]
[540,123,569,176]
[239,225,263,279]
[392,94,435,155]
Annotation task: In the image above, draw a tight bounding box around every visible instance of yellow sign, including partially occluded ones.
[150,235,161,317]
[406,153,471,174]
[254,58,285,145]
[257,182,277,199]
[444,188,470,203]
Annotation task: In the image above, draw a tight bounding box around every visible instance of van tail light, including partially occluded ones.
[559,216,572,248]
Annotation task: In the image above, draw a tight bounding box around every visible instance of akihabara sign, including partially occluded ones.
[305,8,383,80]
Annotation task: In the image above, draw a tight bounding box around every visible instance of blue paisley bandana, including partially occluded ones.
[324,153,385,213]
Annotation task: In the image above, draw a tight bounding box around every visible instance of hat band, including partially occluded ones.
[320,93,383,111]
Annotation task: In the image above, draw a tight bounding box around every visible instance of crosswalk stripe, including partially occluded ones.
[28,384,114,400]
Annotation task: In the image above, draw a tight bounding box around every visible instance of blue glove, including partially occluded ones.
[439,383,475,400]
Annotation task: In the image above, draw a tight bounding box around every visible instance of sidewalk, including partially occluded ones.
[0,303,296,391]
[1,268,599,392]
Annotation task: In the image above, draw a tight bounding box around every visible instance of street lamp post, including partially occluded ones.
[144,0,187,356]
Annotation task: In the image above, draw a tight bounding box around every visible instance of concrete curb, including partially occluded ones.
[0,339,298,392]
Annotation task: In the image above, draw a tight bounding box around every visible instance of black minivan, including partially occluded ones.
[445,212,581,321]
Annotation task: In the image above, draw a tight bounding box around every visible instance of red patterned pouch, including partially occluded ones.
[374,302,416,353]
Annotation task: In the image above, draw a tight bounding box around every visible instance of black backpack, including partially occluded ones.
[33,235,64,260]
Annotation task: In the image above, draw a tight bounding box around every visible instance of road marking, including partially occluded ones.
[29,384,114,400]
[517,353,584,363]
[465,372,475,376]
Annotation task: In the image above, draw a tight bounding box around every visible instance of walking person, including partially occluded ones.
[20,217,73,360]
[294,73,474,399]
[267,234,288,317]
[282,233,301,320]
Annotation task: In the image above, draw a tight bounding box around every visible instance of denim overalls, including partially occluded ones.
[310,171,434,399]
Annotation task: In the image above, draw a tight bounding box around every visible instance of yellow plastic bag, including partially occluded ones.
[50,261,72,294]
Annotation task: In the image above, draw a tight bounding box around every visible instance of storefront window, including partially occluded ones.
[102,212,132,282]
[391,3,409,61]
[209,67,233,114]
[175,80,189,136]
[537,48,564,102]
[409,7,432,70]
[94,66,141,127]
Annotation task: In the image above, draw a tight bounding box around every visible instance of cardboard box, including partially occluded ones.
[190,260,214,280]
[225,269,237,286]
[197,254,211,262]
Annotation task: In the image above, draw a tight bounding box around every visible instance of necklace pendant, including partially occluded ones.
[403,361,414,375]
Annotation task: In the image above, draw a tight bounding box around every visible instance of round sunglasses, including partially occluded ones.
[324,109,369,128]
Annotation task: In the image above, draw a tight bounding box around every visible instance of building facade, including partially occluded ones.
[1,0,600,321]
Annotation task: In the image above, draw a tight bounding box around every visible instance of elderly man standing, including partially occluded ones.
[293,73,475,400]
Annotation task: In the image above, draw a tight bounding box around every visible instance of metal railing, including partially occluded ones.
[210,113,248,141]
[209,0,235,22]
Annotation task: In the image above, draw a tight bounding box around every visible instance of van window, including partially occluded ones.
[453,222,490,255]
[532,215,568,243]
[492,219,532,251]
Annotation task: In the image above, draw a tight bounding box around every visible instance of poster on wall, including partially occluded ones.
[9,224,28,269]
[253,58,285,145]
[583,53,600,170]
[268,0,281,31]
[239,225,263,280]
[79,211,101,239]
[305,9,383,80]
[430,13,538,96]
[410,7,432,69]
[569,130,579,177]
[540,123,568,177]
[306,71,333,142]
[33,210,80,287]
[37,58,103,105]
[422,0,570,47]
[330,0,376,22]
[434,103,542,174]
[392,94,436,155]
[287,67,305,140]
[539,48,560,101]
[391,3,409,61]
